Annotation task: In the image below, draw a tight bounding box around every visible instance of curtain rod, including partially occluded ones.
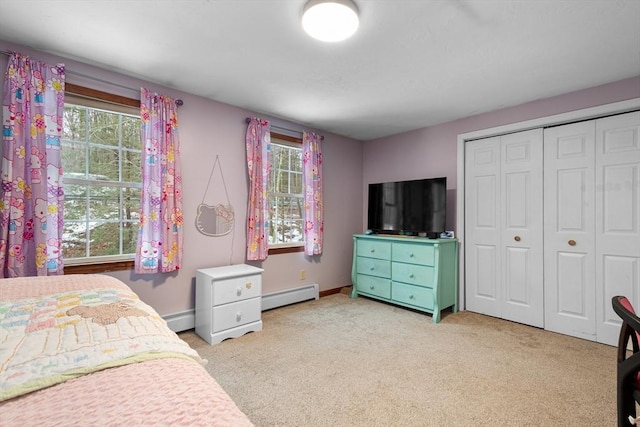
[0,49,184,106]
[245,117,324,140]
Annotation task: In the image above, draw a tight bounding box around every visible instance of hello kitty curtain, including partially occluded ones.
[135,87,183,273]
[245,117,271,261]
[0,52,65,277]
[302,131,323,255]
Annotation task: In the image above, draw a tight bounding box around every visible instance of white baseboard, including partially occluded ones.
[164,283,320,333]
[261,283,319,311]
[164,309,195,333]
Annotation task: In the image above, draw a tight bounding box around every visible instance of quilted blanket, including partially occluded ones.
[0,274,205,401]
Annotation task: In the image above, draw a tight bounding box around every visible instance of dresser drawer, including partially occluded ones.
[392,243,435,266]
[392,282,434,310]
[392,262,434,287]
[212,274,262,306]
[357,239,391,260]
[356,256,391,278]
[356,274,391,299]
[212,297,261,333]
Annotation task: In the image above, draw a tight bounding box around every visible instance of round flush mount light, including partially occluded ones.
[302,0,359,42]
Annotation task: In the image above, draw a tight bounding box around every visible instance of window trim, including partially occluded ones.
[268,132,304,255]
[62,84,141,274]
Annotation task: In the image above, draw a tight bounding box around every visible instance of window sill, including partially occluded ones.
[64,260,134,274]
[268,246,304,255]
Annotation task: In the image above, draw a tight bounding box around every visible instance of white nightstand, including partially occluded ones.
[195,264,264,345]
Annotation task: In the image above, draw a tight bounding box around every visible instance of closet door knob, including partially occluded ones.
[568,239,576,246]
[514,236,521,242]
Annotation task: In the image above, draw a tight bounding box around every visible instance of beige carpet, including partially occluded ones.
[180,292,616,427]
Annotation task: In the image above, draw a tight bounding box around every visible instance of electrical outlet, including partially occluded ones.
[299,269,306,280]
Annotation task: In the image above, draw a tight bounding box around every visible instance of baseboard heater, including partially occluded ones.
[261,283,319,311]
[164,283,319,333]
[164,309,195,333]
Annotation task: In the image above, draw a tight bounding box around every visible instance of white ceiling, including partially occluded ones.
[0,0,639,141]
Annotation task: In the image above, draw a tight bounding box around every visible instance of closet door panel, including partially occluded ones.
[556,252,590,318]
[595,111,640,345]
[465,137,501,317]
[500,129,544,327]
[544,121,597,340]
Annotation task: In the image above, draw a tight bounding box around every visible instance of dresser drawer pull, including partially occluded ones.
[236,312,242,322]
[409,253,414,258]
[369,266,374,271]
[236,287,243,296]
[409,273,415,279]
[369,285,375,290]
[409,294,415,300]
[370,249,375,254]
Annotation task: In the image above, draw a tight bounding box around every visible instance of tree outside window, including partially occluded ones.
[61,97,141,262]
[268,136,304,248]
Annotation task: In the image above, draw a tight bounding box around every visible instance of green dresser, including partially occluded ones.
[351,234,458,323]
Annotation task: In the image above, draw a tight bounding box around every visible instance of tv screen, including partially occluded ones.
[367,177,446,237]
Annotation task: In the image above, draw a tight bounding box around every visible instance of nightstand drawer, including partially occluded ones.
[356,274,391,299]
[356,256,391,278]
[392,243,435,266]
[392,262,434,287]
[392,282,434,310]
[357,239,391,260]
[212,297,261,333]
[213,274,262,306]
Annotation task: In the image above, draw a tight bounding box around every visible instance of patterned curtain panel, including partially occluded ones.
[245,117,271,260]
[0,52,65,277]
[302,131,323,255]
[135,88,183,273]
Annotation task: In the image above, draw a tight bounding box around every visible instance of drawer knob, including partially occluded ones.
[370,249,375,254]
[514,235,521,242]
[369,266,374,271]
[236,287,243,296]
[246,282,253,289]
[409,294,414,300]
[236,312,242,322]
[370,285,374,290]
[409,273,415,279]
[409,253,414,258]
[568,239,576,246]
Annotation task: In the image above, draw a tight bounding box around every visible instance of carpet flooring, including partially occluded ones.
[180,292,616,427]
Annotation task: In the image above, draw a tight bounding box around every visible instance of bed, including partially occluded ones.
[0,274,253,426]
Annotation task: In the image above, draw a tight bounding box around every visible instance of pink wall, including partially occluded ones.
[0,41,364,316]
[2,38,638,317]
[363,76,640,232]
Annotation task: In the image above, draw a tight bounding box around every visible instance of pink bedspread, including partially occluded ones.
[0,274,253,427]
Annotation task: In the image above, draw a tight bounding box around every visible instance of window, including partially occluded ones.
[268,134,304,251]
[61,89,141,265]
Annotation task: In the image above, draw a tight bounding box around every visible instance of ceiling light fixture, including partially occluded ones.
[302,0,359,42]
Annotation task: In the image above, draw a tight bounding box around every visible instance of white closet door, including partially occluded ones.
[544,121,597,340]
[595,111,640,346]
[500,129,544,327]
[465,136,502,318]
[465,129,543,326]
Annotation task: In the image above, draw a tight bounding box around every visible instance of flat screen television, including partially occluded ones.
[367,177,446,238]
